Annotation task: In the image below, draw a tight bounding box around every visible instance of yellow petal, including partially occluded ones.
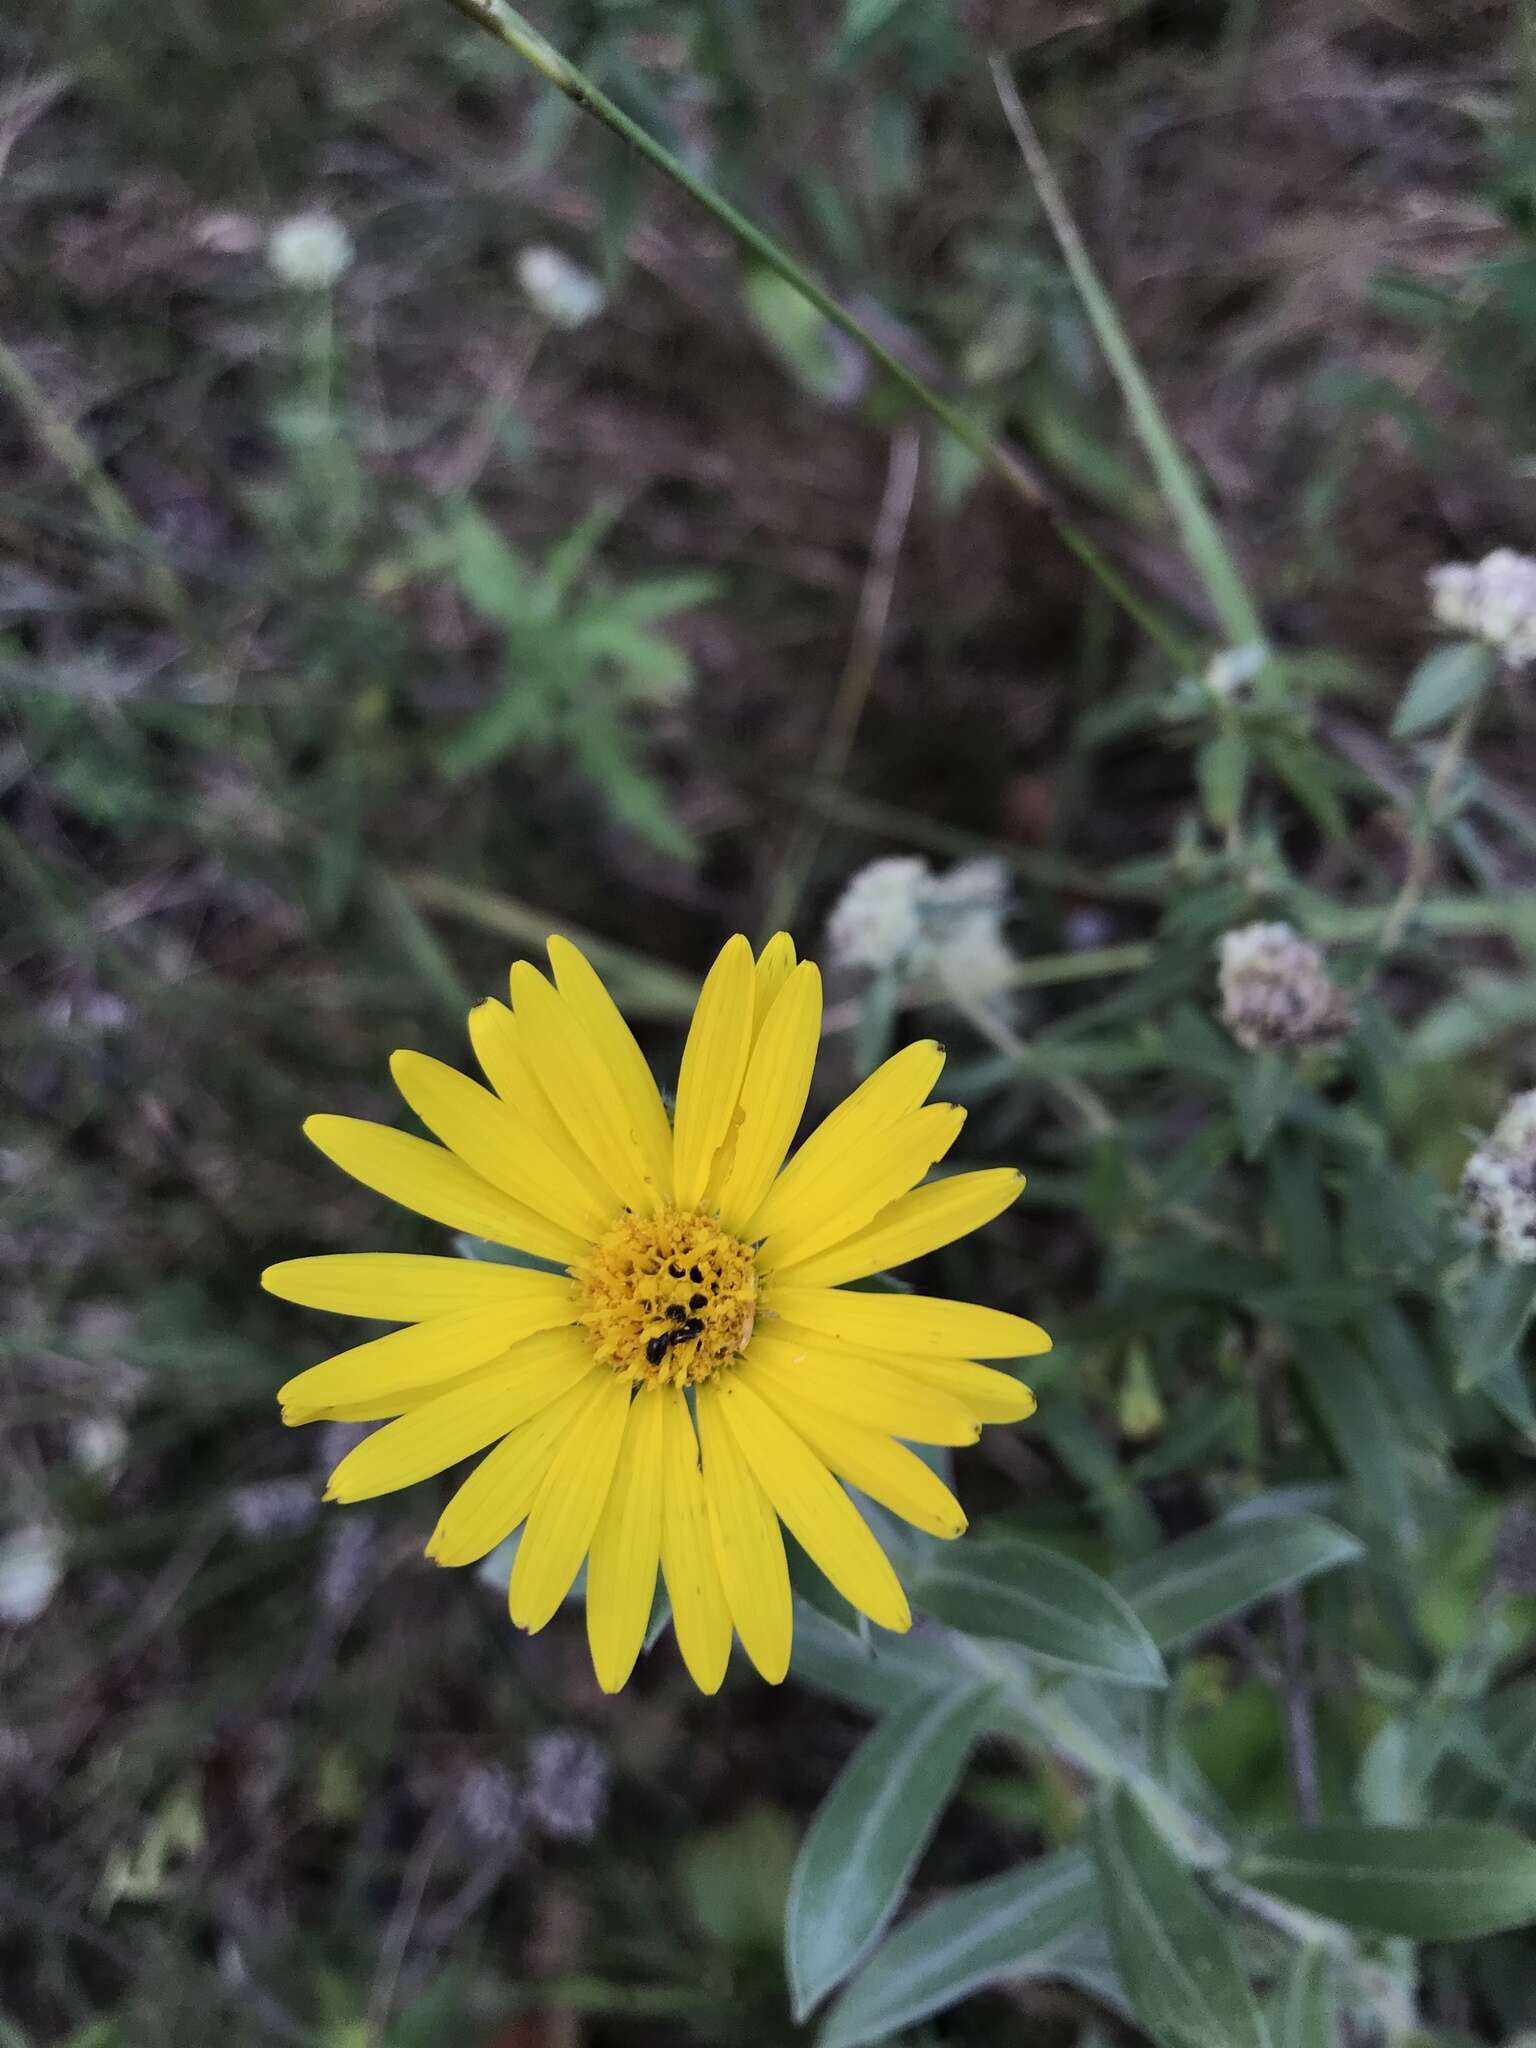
[752,932,797,1039]
[548,936,675,1207]
[715,1373,909,1632]
[757,1104,966,1273]
[742,1037,944,1242]
[716,962,823,1234]
[469,998,614,1211]
[765,1284,1051,1360]
[291,1360,527,1426]
[672,934,756,1211]
[303,1114,588,1265]
[822,1343,1037,1425]
[390,1050,612,1242]
[766,1394,968,1540]
[262,1252,575,1321]
[696,1376,792,1683]
[510,962,663,1215]
[768,1168,1025,1289]
[659,1386,733,1694]
[585,1385,666,1693]
[740,1326,979,1446]
[280,1294,578,1418]
[323,1329,598,1502]
[508,1370,632,1630]
[428,1375,597,1565]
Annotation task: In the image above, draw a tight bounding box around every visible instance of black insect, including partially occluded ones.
[645,1315,707,1368]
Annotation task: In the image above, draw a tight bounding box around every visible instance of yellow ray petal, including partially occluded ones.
[469,998,614,1212]
[765,1284,1051,1360]
[757,1104,965,1273]
[717,962,823,1234]
[323,1330,598,1502]
[510,962,663,1216]
[508,1370,632,1630]
[752,932,797,1040]
[280,1296,579,1418]
[428,1374,599,1566]
[742,1037,945,1242]
[672,934,756,1211]
[803,1339,1038,1425]
[262,1252,575,1322]
[659,1386,733,1695]
[585,1386,666,1693]
[291,1358,528,1425]
[767,1167,1025,1289]
[548,936,675,1208]
[740,1326,979,1446]
[763,1393,968,1540]
[716,1374,910,1632]
[696,1375,792,1683]
[390,1050,612,1242]
[303,1115,588,1266]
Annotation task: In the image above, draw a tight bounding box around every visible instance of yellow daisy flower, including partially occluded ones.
[264,932,1048,1694]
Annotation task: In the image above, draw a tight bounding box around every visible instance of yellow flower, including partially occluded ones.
[264,933,1048,1693]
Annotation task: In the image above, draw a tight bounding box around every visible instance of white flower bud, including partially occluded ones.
[1427,549,1536,667]
[0,1525,64,1625]
[1463,1088,1536,1264]
[826,857,929,975]
[515,245,606,329]
[267,212,354,291]
[1217,921,1353,1054]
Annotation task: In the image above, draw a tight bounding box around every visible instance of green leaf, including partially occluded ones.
[912,1537,1166,1689]
[1117,1514,1362,1651]
[741,264,854,402]
[1197,732,1249,832]
[1266,1946,1336,2048]
[1234,1052,1293,1161]
[817,1851,1100,2048]
[1094,1784,1269,2048]
[1289,1336,1414,1544]
[1392,640,1496,739]
[1452,1253,1536,1393]
[784,1685,994,2019]
[1237,1821,1536,1939]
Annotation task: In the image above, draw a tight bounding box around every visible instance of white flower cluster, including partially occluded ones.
[1462,1089,1536,1265]
[1217,921,1353,1054]
[267,211,354,291]
[516,245,606,330]
[1427,548,1536,668]
[826,856,1016,1010]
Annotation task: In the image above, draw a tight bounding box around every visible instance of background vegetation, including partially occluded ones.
[6,0,1536,2042]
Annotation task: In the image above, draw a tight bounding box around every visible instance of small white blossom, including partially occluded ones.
[525,1730,609,1842]
[456,1761,523,1846]
[826,857,929,975]
[1217,921,1353,1054]
[1463,1088,1536,1264]
[1203,642,1268,701]
[71,1415,128,1480]
[0,1526,64,1626]
[1428,549,1536,667]
[267,211,353,291]
[229,1478,317,1540]
[515,245,606,329]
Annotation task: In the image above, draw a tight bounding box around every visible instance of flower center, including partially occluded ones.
[574,1209,758,1389]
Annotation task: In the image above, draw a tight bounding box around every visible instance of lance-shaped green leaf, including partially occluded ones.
[785,1684,994,2020]
[817,1851,1100,2048]
[1095,1783,1269,2048]
[1267,1945,1337,2048]
[912,1537,1166,1688]
[1237,1821,1536,1940]
[1392,639,1496,739]
[1117,1514,1361,1651]
[1452,1253,1536,1393]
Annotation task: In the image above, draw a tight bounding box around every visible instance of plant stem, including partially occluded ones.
[761,426,921,939]
[1377,696,1481,956]
[438,0,1194,663]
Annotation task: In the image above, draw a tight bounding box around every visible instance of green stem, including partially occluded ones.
[439,0,1193,664]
